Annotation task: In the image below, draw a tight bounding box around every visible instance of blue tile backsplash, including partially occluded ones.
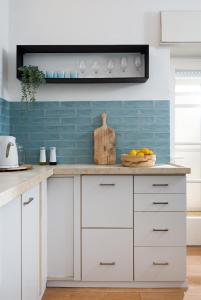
[1,100,170,164]
[0,98,10,135]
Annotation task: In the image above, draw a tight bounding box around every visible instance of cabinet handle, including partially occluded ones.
[99,262,116,266]
[153,202,169,205]
[99,183,115,186]
[152,184,169,187]
[23,197,34,206]
[153,228,169,232]
[153,261,169,266]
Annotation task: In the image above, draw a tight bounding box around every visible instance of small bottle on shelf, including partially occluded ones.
[49,147,57,165]
[39,147,47,165]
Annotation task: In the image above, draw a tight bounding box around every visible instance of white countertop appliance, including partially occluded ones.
[0,136,19,168]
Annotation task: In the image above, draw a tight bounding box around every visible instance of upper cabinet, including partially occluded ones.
[161,11,201,43]
[16,45,149,83]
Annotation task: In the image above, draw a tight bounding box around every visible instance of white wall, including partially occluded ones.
[0,0,9,99]
[7,0,201,101]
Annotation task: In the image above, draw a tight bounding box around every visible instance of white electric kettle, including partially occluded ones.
[0,136,19,168]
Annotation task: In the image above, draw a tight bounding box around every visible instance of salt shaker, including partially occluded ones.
[49,147,57,165]
[39,147,47,165]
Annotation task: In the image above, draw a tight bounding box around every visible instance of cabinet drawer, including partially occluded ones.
[134,247,186,281]
[82,176,133,228]
[82,229,133,281]
[134,194,186,212]
[134,212,186,246]
[134,176,186,194]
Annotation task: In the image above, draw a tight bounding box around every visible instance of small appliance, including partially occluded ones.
[0,136,19,168]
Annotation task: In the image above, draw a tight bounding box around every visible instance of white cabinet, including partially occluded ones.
[82,229,133,281]
[47,177,74,280]
[39,179,47,297]
[22,184,40,300]
[134,175,186,282]
[0,196,21,300]
[134,247,186,282]
[134,194,186,212]
[134,212,186,246]
[82,175,133,228]
[0,181,46,300]
[81,175,134,282]
[134,176,186,194]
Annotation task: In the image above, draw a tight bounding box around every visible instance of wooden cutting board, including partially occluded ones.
[94,112,116,165]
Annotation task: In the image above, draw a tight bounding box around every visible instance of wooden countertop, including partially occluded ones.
[0,164,190,208]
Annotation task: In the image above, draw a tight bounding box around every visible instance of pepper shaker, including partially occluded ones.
[49,147,57,165]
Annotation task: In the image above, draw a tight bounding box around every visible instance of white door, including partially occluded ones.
[22,185,40,300]
[0,197,21,300]
[47,177,74,280]
[172,61,201,244]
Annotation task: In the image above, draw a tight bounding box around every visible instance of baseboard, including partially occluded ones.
[47,280,187,288]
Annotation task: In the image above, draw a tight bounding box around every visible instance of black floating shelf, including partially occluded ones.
[16,45,149,84]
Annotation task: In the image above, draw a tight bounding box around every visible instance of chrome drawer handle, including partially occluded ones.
[153,228,169,232]
[99,183,115,186]
[152,184,169,187]
[153,202,169,205]
[99,262,116,266]
[153,261,169,266]
[23,197,34,206]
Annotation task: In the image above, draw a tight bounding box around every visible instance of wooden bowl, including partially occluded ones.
[121,154,156,167]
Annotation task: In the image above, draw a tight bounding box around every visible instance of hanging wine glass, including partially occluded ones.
[107,60,114,74]
[134,55,142,70]
[79,60,86,75]
[120,56,128,72]
[92,61,100,74]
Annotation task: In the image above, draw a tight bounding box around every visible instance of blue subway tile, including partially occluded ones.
[4,100,171,164]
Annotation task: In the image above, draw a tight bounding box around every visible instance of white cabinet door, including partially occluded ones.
[134,176,186,194]
[0,196,21,300]
[22,185,40,300]
[47,177,74,280]
[39,179,47,297]
[134,194,186,212]
[134,212,186,246]
[82,175,133,228]
[135,247,186,281]
[82,229,133,281]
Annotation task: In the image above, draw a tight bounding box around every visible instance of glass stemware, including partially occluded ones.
[79,60,86,75]
[107,60,114,74]
[92,61,100,74]
[121,56,128,73]
[135,55,142,70]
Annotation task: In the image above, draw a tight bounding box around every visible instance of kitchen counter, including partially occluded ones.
[0,163,190,208]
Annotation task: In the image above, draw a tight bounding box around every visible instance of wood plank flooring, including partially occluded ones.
[42,247,201,300]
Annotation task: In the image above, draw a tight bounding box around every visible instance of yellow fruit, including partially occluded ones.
[141,148,150,155]
[128,149,137,156]
[149,150,154,155]
[137,152,144,157]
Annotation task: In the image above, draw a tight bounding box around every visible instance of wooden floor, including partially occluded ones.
[42,247,201,300]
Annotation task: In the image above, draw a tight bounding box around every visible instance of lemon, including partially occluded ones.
[128,149,137,156]
[149,150,154,155]
[137,152,144,157]
[141,148,150,155]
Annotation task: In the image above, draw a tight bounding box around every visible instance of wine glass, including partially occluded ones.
[134,55,142,70]
[120,56,128,73]
[79,60,86,75]
[107,60,114,74]
[92,61,100,74]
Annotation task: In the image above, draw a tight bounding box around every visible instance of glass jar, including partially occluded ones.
[17,144,25,165]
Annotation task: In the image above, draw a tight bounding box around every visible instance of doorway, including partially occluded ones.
[171,58,201,245]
